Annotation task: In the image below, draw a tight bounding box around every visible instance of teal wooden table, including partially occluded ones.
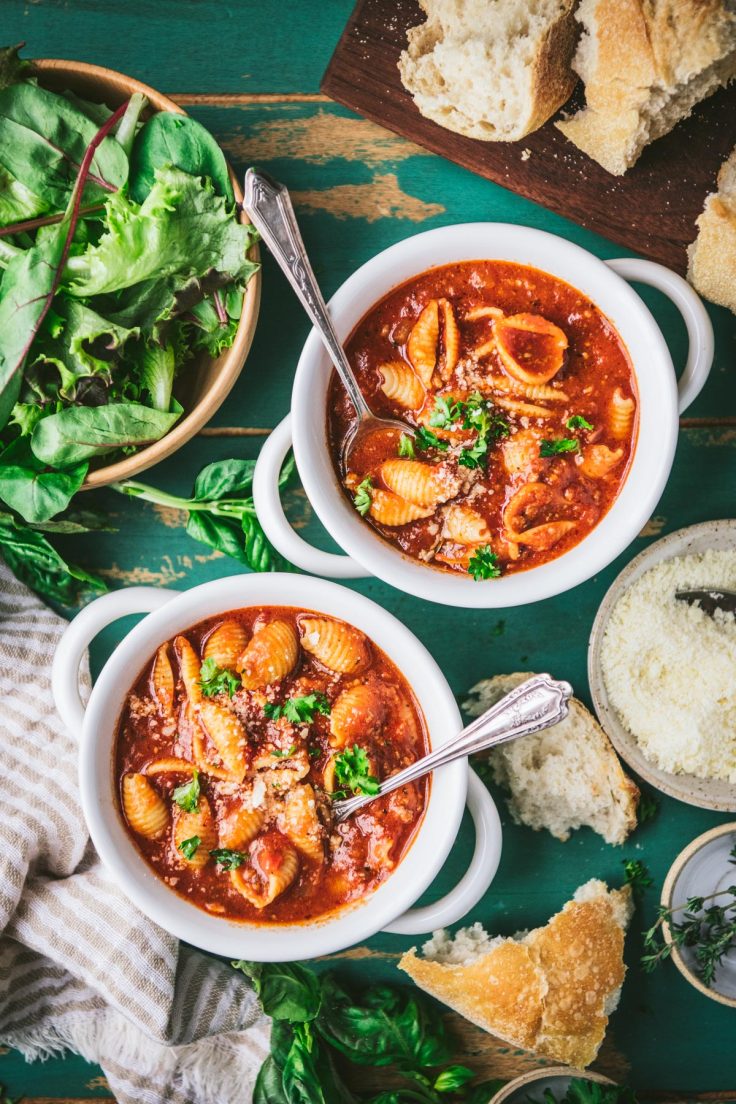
[2,2,735,1099]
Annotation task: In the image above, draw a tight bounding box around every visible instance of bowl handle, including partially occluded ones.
[382,769,502,935]
[253,414,370,579]
[52,587,176,733]
[605,258,714,414]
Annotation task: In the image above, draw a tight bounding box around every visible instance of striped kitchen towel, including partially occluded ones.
[0,564,270,1104]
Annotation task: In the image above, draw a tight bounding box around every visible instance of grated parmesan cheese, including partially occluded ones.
[601,548,736,783]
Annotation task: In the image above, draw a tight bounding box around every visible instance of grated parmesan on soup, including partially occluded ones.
[601,548,736,784]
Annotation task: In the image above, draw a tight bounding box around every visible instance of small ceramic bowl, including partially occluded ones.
[661,823,736,1007]
[588,519,736,812]
[33,59,261,488]
[490,1068,614,1104]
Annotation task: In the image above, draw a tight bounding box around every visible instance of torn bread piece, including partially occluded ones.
[556,0,736,175]
[400,879,633,1069]
[398,0,578,142]
[465,673,639,844]
[688,145,736,314]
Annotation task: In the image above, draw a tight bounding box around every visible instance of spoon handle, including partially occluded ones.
[332,674,572,822]
[243,168,371,420]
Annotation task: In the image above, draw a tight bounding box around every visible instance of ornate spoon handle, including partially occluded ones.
[243,168,371,420]
[332,674,572,823]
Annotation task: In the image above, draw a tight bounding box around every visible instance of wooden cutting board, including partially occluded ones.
[321,0,736,274]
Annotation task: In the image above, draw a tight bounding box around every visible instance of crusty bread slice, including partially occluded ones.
[556,0,736,175]
[400,879,632,1070]
[465,673,639,844]
[688,145,736,313]
[398,0,578,142]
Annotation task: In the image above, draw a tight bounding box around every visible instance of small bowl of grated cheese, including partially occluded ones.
[589,519,736,811]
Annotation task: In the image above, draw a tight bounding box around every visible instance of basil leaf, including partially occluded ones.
[0,44,31,92]
[64,166,258,297]
[31,402,181,465]
[234,961,322,1022]
[0,81,128,211]
[253,1055,290,1104]
[185,511,250,564]
[241,513,294,573]
[0,438,88,523]
[0,508,105,603]
[433,1064,475,1092]
[129,112,234,205]
[193,458,256,501]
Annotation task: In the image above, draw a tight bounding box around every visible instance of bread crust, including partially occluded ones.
[398,1,578,142]
[688,146,736,314]
[556,0,736,174]
[399,882,633,1069]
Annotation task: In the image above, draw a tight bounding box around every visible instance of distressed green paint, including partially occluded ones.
[1,1,735,1098]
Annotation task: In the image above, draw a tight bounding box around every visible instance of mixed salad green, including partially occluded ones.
[0,44,261,600]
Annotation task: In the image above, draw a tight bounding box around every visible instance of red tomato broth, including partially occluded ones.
[327,260,638,576]
[115,606,428,924]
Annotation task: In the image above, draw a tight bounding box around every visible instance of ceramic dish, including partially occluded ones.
[588,519,736,812]
[52,574,502,961]
[253,222,712,608]
[33,58,261,489]
[489,1067,614,1104]
[661,823,736,1007]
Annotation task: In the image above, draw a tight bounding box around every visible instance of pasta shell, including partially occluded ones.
[503,480,555,535]
[300,618,370,674]
[609,388,635,440]
[192,726,234,781]
[406,299,439,386]
[369,489,434,527]
[438,298,460,381]
[238,620,299,690]
[464,305,504,322]
[174,796,217,869]
[443,504,491,545]
[230,837,299,908]
[199,699,248,781]
[322,756,337,793]
[330,683,386,748]
[219,803,264,849]
[279,784,324,863]
[203,619,249,671]
[379,459,457,508]
[122,774,169,839]
[144,756,196,776]
[502,429,546,477]
[175,636,202,705]
[494,396,553,419]
[511,520,577,551]
[495,313,568,385]
[379,361,425,410]
[150,644,175,718]
[579,444,624,479]
[472,338,497,359]
[487,375,568,402]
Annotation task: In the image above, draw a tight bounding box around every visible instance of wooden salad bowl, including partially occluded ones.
[33,59,261,489]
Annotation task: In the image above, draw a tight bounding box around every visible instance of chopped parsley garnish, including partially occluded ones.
[428,392,507,469]
[265,693,331,724]
[622,858,653,895]
[567,414,594,431]
[178,835,201,860]
[172,769,200,813]
[540,437,579,457]
[308,745,321,759]
[353,477,373,516]
[415,425,449,452]
[271,744,297,758]
[458,437,487,470]
[467,545,501,581]
[333,745,380,797]
[398,433,415,459]
[429,395,463,428]
[637,791,659,825]
[210,847,248,870]
[199,657,241,698]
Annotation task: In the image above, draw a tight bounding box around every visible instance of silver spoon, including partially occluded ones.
[331,673,572,823]
[243,168,414,470]
[676,588,736,618]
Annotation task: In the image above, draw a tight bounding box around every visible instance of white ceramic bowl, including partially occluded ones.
[588,519,736,812]
[253,223,713,608]
[490,1068,614,1104]
[661,823,736,1007]
[53,575,502,960]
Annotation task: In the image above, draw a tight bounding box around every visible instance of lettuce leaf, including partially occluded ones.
[31,401,181,466]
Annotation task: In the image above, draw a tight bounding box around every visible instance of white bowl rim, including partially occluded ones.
[78,573,471,960]
[291,221,680,608]
[588,519,736,811]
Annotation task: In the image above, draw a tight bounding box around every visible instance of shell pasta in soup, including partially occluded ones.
[115,608,428,923]
[327,261,638,579]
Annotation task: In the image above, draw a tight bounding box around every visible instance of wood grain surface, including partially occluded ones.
[1,0,735,1100]
[322,0,736,274]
